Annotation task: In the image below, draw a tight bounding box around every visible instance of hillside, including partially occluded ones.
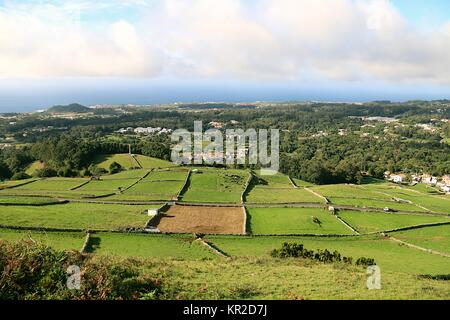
[47,103,90,113]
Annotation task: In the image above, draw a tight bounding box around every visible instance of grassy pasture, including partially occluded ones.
[247,207,354,235]
[133,155,176,169]
[254,173,293,188]
[389,225,450,254]
[0,203,151,230]
[11,178,88,191]
[311,184,392,200]
[328,197,426,212]
[292,178,315,187]
[0,179,36,189]
[94,153,139,170]
[338,211,450,234]
[107,180,184,201]
[89,233,216,259]
[205,234,450,275]
[246,187,326,203]
[0,196,60,205]
[181,168,248,203]
[77,179,138,193]
[0,229,85,251]
[24,160,45,176]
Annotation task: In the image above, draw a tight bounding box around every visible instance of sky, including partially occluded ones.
[0,0,450,112]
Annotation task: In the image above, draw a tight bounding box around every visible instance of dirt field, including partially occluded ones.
[153,204,245,235]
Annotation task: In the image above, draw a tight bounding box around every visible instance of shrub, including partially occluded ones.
[271,242,375,266]
[0,240,161,300]
[109,162,123,174]
[11,171,30,180]
[35,167,58,178]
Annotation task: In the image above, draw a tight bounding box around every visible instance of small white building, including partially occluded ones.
[390,174,406,183]
[146,208,159,216]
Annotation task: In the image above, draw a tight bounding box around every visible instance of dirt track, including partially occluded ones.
[154,204,245,235]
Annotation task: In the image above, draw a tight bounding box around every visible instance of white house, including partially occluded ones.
[146,208,159,216]
[390,173,406,183]
[442,186,450,193]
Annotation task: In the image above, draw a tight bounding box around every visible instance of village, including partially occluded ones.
[385,172,450,193]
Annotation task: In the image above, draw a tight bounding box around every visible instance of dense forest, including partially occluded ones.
[0,101,449,184]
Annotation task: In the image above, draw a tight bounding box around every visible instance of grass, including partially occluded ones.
[0,229,85,251]
[88,233,216,259]
[205,234,450,275]
[93,153,176,170]
[25,160,45,176]
[338,211,450,234]
[0,179,36,189]
[93,153,139,170]
[311,184,392,200]
[77,179,138,193]
[247,207,354,235]
[246,187,326,203]
[328,197,426,212]
[0,203,152,230]
[135,256,450,299]
[133,155,176,169]
[0,196,60,205]
[181,168,248,203]
[106,169,189,201]
[389,225,450,254]
[292,178,315,187]
[10,178,88,191]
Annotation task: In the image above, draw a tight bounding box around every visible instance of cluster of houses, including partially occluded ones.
[385,172,450,193]
[116,127,173,135]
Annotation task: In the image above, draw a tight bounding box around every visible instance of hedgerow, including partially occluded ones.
[270,242,375,266]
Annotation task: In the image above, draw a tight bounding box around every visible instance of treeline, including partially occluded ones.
[0,133,171,180]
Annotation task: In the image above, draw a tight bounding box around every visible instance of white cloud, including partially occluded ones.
[0,0,449,84]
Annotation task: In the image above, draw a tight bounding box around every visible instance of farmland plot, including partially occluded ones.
[181,168,248,203]
[0,178,93,198]
[89,233,216,259]
[246,173,325,204]
[247,207,354,235]
[205,234,450,275]
[153,204,245,235]
[107,169,188,201]
[0,196,60,205]
[0,203,151,230]
[0,229,85,251]
[389,224,450,254]
[338,211,450,234]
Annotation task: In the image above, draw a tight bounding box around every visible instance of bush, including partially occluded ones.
[271,242,375,266]
[0,240,161,300]
[35,167,58,178]
[109,162,123,174]
[11,172,30,180]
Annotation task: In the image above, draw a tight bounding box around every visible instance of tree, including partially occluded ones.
[109,162,123,174]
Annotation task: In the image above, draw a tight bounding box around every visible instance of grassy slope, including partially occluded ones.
[137,257,450,300]
[182,168,248,203]
[338,211,450,233]
[25,160,45,176]
[0,203,151,230]
[248,207,353,235]
[90,233,216,259]
[94,154,139,170]
[0,229,85,251]
[205,235,450,275]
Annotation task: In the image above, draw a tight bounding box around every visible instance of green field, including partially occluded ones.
[246,172,325,204]
[0,196,60,205]
[0,203,152,230]
[181,168,248,203]
[246,187,326,203]
[338,211,450,234]
[247,207,354,235]
[0,229,85,251]
[89,233,216,259]
[389,225,450,254]
[311,184,392,200]
[133,155,176,169]
[77,179,138,194]
[106,169,188,201]
[328,197,425,212]
[8,178,88,191]
[94,153,176,170]
[0,179,36,189]
[205,234,450,275]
